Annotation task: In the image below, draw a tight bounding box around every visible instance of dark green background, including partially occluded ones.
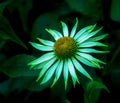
[0,0,120,103]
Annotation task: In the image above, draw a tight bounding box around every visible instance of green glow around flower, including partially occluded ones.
[28,18,109,89]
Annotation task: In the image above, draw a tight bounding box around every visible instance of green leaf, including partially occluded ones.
[0,53,6,63]
[0,76,51,96]
[65,99,72,103]
[0,16,27,49]
[0,0,11,16]
[0,78,22,96]
[0,40,6,50]
[25,76,51,92]
[65,0,102,18]
[110,64,120,87]
[110,0,120,22]
[84,81,109,103]
[0,54,39,77]
[0,1,27,48]
[7,0,33,32]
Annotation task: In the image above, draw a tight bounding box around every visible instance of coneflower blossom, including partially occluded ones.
[28,18,109,89]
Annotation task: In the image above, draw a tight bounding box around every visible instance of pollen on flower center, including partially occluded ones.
[54,37,77,59]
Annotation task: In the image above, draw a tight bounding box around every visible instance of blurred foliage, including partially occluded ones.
[84,80,109,103]
[65,0,102,18]
[0,0,120,103]
[110,0,120,22]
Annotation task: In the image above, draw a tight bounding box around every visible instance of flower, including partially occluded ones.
[28,18,109,89]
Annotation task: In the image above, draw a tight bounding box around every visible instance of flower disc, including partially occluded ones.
[54,37,77,59]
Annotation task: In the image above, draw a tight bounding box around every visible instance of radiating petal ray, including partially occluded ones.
[46,29,61,40]
[88,34,109,42]
[29,42,53,51]
[28,52,55,65]
[74,24,96,40]
[68,59,79,87]
[70,18,78,37]
[76,52,105,69]
[37,38,54,46]
[79,48,109,53]
[40,60,60,84]
[61,21,69,37]
[51,60,63,87]
[71,57,93,80]
[30,60,49,70]
[36,57,57,81]
[63,59,69,90]
[79,41,108,48]
[77,27,102,43]
[46,29,63,38]
[75,55,100,68]
[77,53,105,64]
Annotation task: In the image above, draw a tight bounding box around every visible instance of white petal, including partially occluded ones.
[30,60,48,70]
[40,60,60,84]
[77,27,102,43]
[29,42,53,51]
[46,29,61,40]
[37,38,54,46]
[77,53,105,64]
[63,59,69,89]
[68,59,79,87]
[51,60,63,87]
[75,55,100,68]
[28,52,55,65]
[36,57,57,81]
[61,21,69,37]
[52,30,63,37]
[88,34,109,42]
[79,48,109,53]
[78,41,108,48]
[76,53,105,68]
[70,18,78,37]
[71,57,93,80]
[74,24,96,40]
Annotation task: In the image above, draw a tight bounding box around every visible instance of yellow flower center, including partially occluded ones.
[54,37,77,59]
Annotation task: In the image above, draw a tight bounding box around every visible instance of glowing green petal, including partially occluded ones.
[46,29,62,40]
[68,59,79,87]
[70,18,78,37]
[79,48,109,53]
[77,27,102,43]
[76,55,100,68]
[88,34,109,42]
[51,60,63,87]
[77,52,105,68]
[61,21,69,37]
[63,59,69,90]
[74,24,96,40]
[36,57,57,81]
[28,52,55,66]
[30,60,48,70]
[72,57,93,80]
[37,38,54,46]
[40,60,60,85]
[79,41,108,48]
[79,53,105,65]
[29,42,53,51]
[47,29,63,38]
